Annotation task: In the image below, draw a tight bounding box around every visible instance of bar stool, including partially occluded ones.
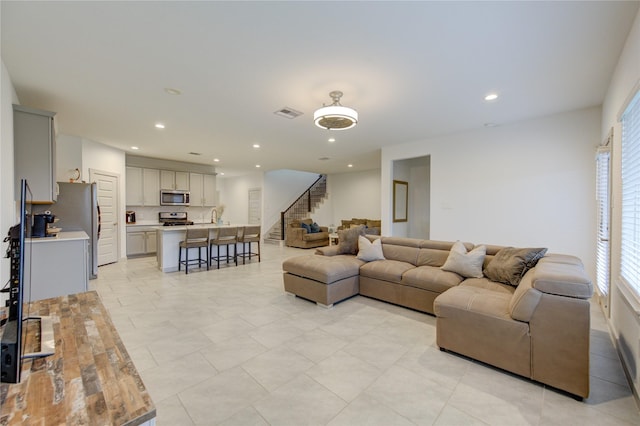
[210,227,238,268]
[237,225,261,264]
[178,228,210,274]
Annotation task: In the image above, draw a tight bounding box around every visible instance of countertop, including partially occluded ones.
[155,223,247,232]
[27,230,89,243]
[0,291,156,425]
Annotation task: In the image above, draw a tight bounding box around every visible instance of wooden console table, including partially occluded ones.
[0,291,155,425]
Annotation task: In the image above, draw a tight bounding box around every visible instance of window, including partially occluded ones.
[621,89,640,297]
[596,147,610,313]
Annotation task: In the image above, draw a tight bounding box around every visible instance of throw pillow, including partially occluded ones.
[338,225,366,255]
[310,222,320,233]
[356,236,385,262]
[483,247,548,286]
[441,241,486,278]
[301,222,311,233]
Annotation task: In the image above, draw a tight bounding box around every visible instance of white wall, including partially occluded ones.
[1,58,19,308]
[382,107,599,280]
[262,169,322,232]
[217,171,263,225]
[326,169,381,229]
[601,7,640,399]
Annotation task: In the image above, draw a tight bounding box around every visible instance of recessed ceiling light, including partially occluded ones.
[164,87,182,95]
[484,93,499,101]
[328,138,336,143]
[348,164,353,168]
[131,146,139,150]
[213,158,220,162]
[253,144,260,149]
[484,122,499,127]
[255,164,261,168]
[219,172,225,176]
[155,123,165,129]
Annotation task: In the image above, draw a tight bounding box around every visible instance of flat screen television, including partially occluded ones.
[1,179,31,383]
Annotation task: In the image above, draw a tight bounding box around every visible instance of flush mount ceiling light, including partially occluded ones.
[314,90,358,130]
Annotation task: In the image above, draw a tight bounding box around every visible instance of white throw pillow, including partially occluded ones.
[356,236,385,262]
[441,240,486,278]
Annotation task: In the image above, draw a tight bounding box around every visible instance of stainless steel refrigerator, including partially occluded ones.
[33,182,99,279]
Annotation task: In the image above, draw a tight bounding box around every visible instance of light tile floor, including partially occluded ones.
[91,244,640,425]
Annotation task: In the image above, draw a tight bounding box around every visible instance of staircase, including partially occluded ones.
[264,174,328,244]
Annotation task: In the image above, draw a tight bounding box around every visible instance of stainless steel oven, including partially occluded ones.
[160,190,190,206]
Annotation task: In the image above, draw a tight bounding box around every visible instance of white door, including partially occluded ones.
[248,188,261,224]
[91,169,120,266]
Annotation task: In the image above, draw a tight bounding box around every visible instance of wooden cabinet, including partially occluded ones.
[160,170,189,190]
[189,172,217,206]
[126,167,160,206]
[127,227,157,256]
[13,104,57,203]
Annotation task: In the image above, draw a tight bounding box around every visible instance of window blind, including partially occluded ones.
[596,148,610,301]
[621,90,640,297]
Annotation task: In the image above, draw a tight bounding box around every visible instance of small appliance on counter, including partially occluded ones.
[126,211,136,224]
[159,211,194,226]
[32,212,56,237]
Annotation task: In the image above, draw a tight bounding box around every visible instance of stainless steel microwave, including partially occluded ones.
[160,190,190,206]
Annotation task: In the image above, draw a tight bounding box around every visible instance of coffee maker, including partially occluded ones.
[32,212,55,237]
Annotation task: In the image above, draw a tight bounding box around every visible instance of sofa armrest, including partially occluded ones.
[531,261,592,299]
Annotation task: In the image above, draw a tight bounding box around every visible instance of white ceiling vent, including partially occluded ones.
[274,107,303,119]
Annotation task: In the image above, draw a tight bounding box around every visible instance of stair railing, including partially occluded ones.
[280,174,327,239]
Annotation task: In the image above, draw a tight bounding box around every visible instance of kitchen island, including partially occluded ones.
[156,224,252,272]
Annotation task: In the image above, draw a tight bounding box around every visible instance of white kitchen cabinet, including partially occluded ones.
[127,226,158,256]
[203,173,217,206]
[189,172,217,206]
[161,170,190,190]
[24,231,89,301]
[143,169,160,206]
[13,104,57,203]
[126,167,160,206]
[126,167,144,205]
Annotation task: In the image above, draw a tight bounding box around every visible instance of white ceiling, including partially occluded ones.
[2,1,638,177]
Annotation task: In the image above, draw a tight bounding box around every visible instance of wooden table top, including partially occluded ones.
[0,291,155,425]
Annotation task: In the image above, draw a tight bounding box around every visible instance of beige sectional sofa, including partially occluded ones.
[282,234,593,399]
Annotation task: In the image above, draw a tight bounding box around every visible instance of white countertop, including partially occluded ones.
[27,231,89,243]
[155,223,248,232]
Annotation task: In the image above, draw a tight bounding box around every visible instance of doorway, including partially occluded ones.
[90,169,120,266]
[248,188,262,224]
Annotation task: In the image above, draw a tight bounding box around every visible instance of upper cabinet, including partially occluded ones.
[13,105,57,203]
[126,167,160,206]
[189,173,217,206]
[160,170,189,191]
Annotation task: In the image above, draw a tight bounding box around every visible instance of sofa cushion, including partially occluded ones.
[338,225,366,254]
[303,231,329,242]
[460,277,515,294]
[508,271,542,322]
[483,247,548,286]
[359,259,415,283]
[357,235,385,262]
[310,222,321,233]
[441,241,486,278]
[402,265,464,293]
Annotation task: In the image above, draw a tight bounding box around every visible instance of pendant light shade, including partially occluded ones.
[314,91,358,130]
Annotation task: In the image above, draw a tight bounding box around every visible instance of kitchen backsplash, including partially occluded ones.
[126,205,218,224]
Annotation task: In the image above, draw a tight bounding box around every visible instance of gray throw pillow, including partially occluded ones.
[338,225,366,255]
[483,247,548,286]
